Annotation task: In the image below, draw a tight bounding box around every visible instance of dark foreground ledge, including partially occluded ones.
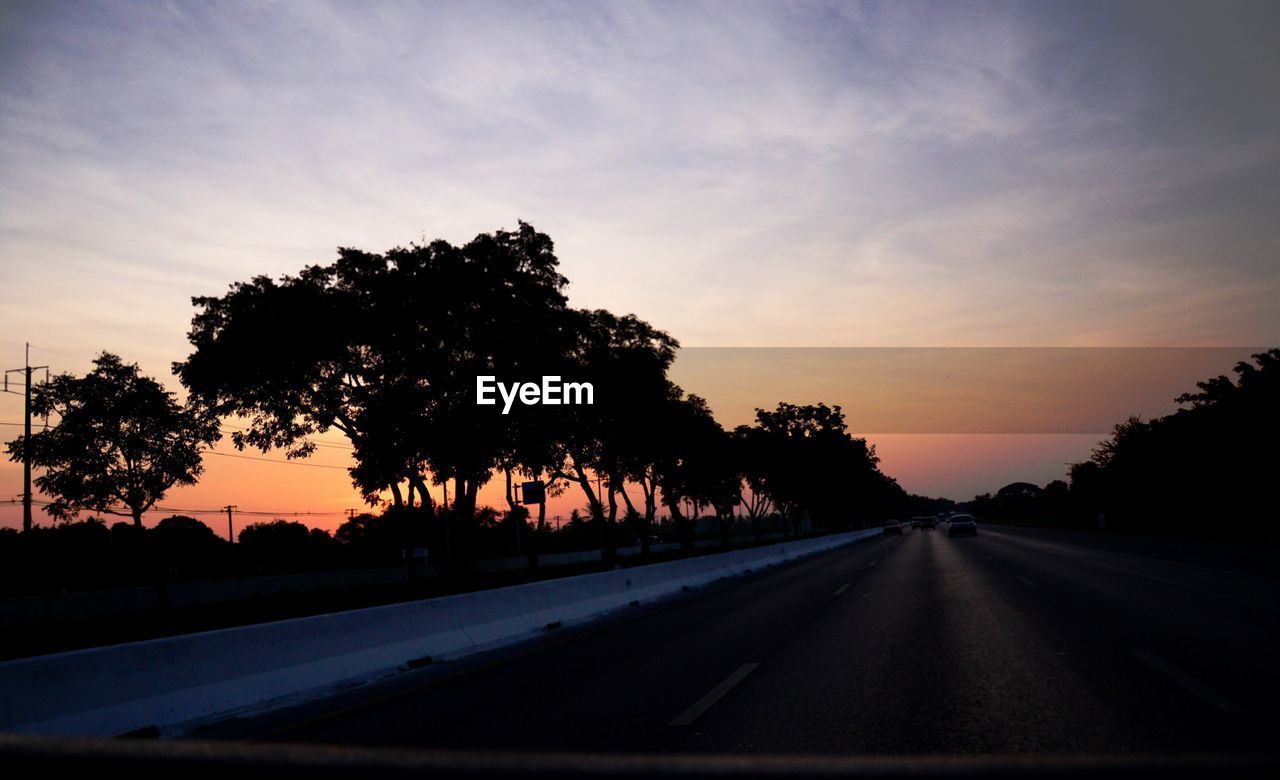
[1,734,1276,779]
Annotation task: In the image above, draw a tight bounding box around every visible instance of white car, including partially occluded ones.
[948,514,978,537]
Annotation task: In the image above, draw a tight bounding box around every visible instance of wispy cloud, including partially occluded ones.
[1,0,1278,377]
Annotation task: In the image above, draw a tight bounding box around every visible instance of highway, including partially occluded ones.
[210,524,1280,756]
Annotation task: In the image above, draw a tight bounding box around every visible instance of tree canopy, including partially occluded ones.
[6,353,220,526]
[176,223,576,520]
[165,223,926,563]
[1058,348,1280,537]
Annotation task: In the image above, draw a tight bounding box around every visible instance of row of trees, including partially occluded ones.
[175,224,915,566]
[972,349,1279,539]
[7,223,922,574]
[1067,348,1279,538]
[970,480,1072,524]
[0,514,400,595]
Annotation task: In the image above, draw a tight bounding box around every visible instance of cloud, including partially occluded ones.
[1,0,1278,524]
[1,0,1278,376]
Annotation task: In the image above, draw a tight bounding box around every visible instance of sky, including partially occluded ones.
[1,1,1278,533]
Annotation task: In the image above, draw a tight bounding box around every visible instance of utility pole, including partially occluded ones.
[224,504,238,578]
[4,343,48,533]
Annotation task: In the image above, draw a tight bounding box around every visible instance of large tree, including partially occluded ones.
[176,223,573,517]
[655,394,729,550]
[547,308,680,560]
[732,423,775,540]
[744,402,893,534]
[5,353,220,527]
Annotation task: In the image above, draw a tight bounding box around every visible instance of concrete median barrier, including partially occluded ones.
[0,529,878,737]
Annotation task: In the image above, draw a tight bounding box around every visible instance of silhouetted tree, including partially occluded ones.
[152,515,222,547]
[548,308,680,561]
[743,402,889,535]
[651,394,731,550]
[177,223,575,570]
[1067,348,1280,537]
[971,481,1065,523]
[239,519,331,546]
[5,353,220,527]
[733,424,775,541]
[1067,461,1104,519]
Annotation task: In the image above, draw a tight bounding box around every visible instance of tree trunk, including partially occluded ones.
[618,485,638,517]
[572,462,606,523]
[667,499,695,552]
[504,468,525,556]
[409,475,434,511]
[504,468,516,511]
[601,482,620,564]
[641,475,657,557]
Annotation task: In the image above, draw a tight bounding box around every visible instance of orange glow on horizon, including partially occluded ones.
[0,431,1101,537]
[0,348,1260,535]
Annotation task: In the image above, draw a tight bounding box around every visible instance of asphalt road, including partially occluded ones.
[219,524,1280,756]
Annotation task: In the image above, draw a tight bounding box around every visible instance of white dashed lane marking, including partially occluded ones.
[669,663,761,726]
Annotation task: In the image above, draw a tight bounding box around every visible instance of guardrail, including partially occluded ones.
[1,534,791,628]
[0,529,878,738]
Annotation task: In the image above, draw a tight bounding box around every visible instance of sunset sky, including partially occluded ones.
[2,1,1278,533]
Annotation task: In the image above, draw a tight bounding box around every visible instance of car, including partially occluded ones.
[948,514,978,537]
[910,519,921,528]
[883,520,903,536]
[919,516,936,530]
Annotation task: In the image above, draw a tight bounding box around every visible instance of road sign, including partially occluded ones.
[520,480,546,505]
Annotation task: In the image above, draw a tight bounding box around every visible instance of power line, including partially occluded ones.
[2,421,353,466]
[2,497,356,517]
[205,451,349,469]
[2,428,352,467]
[219,430,354,450]
[5,342,92,365]
[154,505,353,517]
[2,420,351,446]
[222,438,353,452]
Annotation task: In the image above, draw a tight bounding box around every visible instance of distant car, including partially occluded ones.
[948,514,978,537]
[883,521,903,536]
[910,519,920,528]
[919,516,936,530]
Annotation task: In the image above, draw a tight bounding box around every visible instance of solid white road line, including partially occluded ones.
[832,584,850,596]
[1132,649,1243,714]
[669,663,761,726]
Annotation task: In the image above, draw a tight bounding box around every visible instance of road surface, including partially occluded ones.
[208,524,1280,756]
